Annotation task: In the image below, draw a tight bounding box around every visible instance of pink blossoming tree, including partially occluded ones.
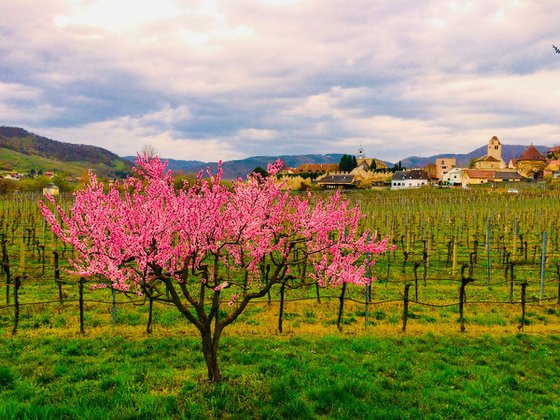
[40,155,392,383]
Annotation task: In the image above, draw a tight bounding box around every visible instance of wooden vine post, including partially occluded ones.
[402,283,411,332]
[278,282,286,333]
[53,251,63,303]
[78,277,85,334]
[11,276,21,336]
[452,235,458,277]
[486,218,491,285]
[413,262,420,301]
[518,281,528,332]
[459,265,474,333]
[539,231,547,301]
[364,240,371,330]
[509,262,515,302]
[557,263,560,305]
[336,282,347,332]
[146,295,154,334]
[3,238,10,306]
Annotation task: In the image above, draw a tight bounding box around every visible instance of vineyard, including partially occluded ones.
[1,187,559,338]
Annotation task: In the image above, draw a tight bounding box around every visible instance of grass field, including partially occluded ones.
[0,334,559,419]
[0,187,559,417]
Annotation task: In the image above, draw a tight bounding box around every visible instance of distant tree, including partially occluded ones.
[17,175,50,192]
[51,173,74,192]
[29,168,36,177]
[0,179,17,194]
[252,166,269,178]
[141,144,157,159]
[173,172,200,191]
[339,155,347,171]
[339,155,358,172]
[370,159,377,171]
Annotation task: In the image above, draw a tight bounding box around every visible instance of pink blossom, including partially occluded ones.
[215,281,229,292]
[40,154,393,301]
[228,294,240,307]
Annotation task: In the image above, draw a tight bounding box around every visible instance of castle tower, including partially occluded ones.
[487,136,502,162]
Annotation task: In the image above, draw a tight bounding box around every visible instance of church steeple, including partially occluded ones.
[357,145,365,159]
[487,136,502,161]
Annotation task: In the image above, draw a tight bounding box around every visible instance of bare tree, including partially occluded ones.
[141,144,157,158]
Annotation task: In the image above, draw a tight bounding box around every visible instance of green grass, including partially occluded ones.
[0,334,558,419]
[0,147,127,178]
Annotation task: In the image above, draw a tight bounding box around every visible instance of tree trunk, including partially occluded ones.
[201,330,221,383]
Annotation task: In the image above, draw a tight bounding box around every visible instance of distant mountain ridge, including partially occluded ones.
[0,126,132,177]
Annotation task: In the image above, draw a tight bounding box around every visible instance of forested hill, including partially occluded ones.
[0,126,132,177]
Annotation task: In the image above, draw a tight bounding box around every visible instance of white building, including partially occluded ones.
[442,168,464,186]
[391,170,429,189]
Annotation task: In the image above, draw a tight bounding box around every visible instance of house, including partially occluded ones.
[316,174,357,189]
[4,172,23,180]
[544,160,560,177]
[509,144,547,179]
[435,158,456,180]
[43,183,59,196]
[462,169,525,186]
[472,136,506,170]
[491,171,525,183]
[442,167,464,186]
[391,170,428,189]
[278,166,296,175]
[461,170,494,186]
[293,163,339,176]
[547,145,560,160]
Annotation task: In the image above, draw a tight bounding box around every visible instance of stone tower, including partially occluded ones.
[487,136,502,161]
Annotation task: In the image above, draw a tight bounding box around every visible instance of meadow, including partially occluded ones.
[0,185,559,418]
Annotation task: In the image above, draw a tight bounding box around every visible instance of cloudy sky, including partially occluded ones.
[1,0,559,162]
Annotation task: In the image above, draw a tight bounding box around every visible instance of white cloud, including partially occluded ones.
[237,128,278,140]
[0,82,41,101]
[1,0,560,162]
[38,117,245,162]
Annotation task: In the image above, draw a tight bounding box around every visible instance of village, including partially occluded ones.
[279,136,560,190]
[2,136,560,194]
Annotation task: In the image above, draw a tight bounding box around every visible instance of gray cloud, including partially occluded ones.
[1,0,559,163]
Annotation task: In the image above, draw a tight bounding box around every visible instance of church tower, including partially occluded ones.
[357,145,366,159]
[487,136,502,161]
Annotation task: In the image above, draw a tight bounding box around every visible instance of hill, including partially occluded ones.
[400,144,550,169]
[0,126,132,177]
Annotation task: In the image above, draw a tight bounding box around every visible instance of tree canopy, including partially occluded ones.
[339,154,358,172]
